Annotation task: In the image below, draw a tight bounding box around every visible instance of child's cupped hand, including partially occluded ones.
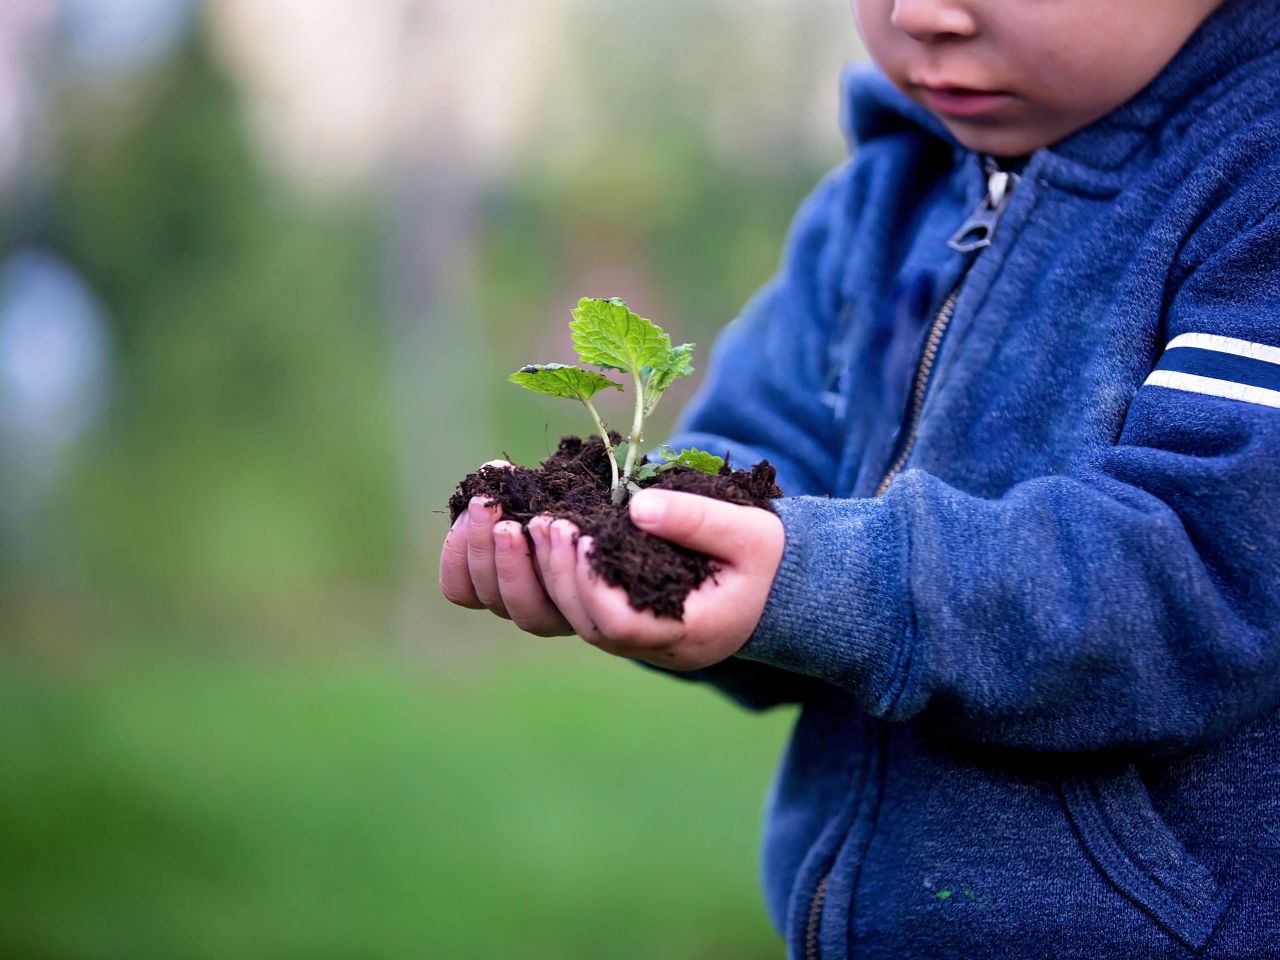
[543,489,785,670]
[438,460,576,637]
[439,475,785,670]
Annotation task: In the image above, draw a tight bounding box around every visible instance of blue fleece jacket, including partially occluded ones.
[653,1,1280,956]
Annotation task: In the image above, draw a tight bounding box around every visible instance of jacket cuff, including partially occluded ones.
[735,494,913,714]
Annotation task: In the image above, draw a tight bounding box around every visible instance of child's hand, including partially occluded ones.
[532,490,785,671]
[438,460,574,636]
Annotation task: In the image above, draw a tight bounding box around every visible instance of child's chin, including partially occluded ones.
[943,122,1052,159]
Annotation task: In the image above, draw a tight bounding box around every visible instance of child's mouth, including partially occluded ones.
[919,86,1012,118]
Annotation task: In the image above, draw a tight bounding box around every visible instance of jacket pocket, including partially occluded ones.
[1061,764,1233,950]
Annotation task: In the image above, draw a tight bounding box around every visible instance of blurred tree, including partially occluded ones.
[44,38,394,632]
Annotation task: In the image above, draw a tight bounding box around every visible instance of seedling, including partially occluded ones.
[509,297,724,504]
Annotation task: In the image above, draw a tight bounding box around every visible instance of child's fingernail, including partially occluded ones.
[553,521,577,549]
[630,492,664,526]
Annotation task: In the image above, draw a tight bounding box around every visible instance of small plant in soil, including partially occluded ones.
[508,296,724,504]
[448,297,782,619]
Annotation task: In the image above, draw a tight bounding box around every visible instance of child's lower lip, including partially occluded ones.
[920,87,1012,117]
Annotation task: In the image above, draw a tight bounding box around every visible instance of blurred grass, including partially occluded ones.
[0,644,793,960]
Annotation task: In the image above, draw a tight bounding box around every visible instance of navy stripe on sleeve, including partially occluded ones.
[1156,346,1280,393]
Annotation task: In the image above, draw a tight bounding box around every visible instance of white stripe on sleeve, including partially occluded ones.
[1165,332,1280,366]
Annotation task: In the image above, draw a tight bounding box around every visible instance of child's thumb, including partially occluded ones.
[628,489,773,560]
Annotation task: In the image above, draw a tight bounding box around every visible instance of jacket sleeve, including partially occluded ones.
[669,168,854,499]
[632,162,859,711]
[737,202,1280,751]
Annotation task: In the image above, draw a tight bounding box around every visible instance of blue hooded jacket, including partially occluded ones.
[654,1,1280,956]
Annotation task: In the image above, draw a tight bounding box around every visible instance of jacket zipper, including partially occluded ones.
[872,157,1020,499]
[801,157,1020,960]
[873,285,961,497]
[803,873,829,960]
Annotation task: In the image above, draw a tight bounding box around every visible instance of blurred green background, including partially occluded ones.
[0,1,860,956]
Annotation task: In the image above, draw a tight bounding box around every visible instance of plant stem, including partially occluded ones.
[620,368,646,497]
[581,397,620,495]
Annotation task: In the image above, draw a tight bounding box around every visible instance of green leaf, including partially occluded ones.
[658,445,724,475]
[633,462,661,481]
[647,342,695,393]
[569,297,672,373]
[612,441,630,469]
[642,341,695,417]
[508,363,622,401]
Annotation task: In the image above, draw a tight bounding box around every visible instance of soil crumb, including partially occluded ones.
[448,434,782,619]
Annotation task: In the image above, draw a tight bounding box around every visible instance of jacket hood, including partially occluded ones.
[839,0,1280,173]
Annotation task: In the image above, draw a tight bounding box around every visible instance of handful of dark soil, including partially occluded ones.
[447,435,782,619]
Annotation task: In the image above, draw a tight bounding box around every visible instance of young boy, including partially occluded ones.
[441,0,1280,955]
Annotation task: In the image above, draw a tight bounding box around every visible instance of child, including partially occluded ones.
[441,0,1280,954]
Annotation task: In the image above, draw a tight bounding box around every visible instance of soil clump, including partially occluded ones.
[448,434,781,619]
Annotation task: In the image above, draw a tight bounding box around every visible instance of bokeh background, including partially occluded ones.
[0,1,863,956]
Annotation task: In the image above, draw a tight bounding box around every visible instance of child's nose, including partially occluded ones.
[889,0,978,42]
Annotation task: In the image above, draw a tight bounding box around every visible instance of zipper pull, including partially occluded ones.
[947,158,1020,253]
